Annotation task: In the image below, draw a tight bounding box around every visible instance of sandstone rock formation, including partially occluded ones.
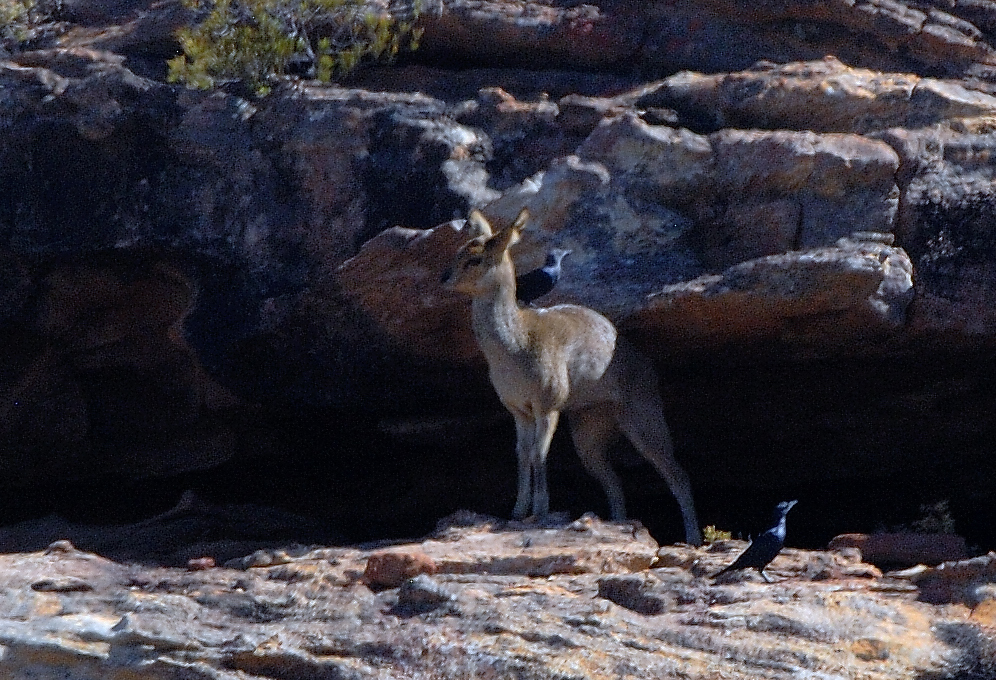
[3,0,996,588]
[1,514,993,679]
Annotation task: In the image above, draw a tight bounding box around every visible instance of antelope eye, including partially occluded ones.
[465,256,483,267]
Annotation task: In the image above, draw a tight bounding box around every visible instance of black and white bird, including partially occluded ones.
[713,500,797,582]
[515,249,571,305]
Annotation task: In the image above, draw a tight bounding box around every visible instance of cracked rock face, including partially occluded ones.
[628,236,915,355]
[340,97,911,354]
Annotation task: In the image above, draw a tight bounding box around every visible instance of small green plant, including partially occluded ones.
[1,0,43,50]
[702,525,732,543]
[878,500,958,535]
[910,500,956,534]
[167,0,423,95]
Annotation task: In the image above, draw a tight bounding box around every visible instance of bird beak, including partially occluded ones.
[787,500,798,511]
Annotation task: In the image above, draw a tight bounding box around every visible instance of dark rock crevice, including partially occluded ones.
[3,346,996,562]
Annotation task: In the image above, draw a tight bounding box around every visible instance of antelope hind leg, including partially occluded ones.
[617,402,702,545]
[567,407,626,520]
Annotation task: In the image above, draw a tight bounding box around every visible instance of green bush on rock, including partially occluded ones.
[1,0,45,51]
[167,0,423,94]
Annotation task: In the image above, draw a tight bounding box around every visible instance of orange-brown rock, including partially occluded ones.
[419,0,996,79]
[637,57,996,134]
[829,532,969,567]
[628,235,914,356]
[6,0,996,641]
[362,550,437,588]
[417,0,644,71]
[336,219,480,361]
[638,1,996,78]
[186,556,216,571]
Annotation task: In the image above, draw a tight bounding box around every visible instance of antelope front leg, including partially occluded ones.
[511,411,536,519]
[530,410,560,518]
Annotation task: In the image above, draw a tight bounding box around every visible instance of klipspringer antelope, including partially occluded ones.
[442,209,701,545]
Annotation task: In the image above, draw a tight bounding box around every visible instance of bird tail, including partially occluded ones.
[712,564,735,580]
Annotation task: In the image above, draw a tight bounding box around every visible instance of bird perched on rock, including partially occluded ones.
[515,249,571,305]
[713,500,797,582]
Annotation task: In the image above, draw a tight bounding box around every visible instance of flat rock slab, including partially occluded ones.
[229,513,660,581]
[0,515,991,679]
[415,513,662,575]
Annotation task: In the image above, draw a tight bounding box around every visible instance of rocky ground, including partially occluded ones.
[3,513,995,680]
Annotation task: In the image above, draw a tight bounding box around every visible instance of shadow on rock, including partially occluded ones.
[0,490,340,566]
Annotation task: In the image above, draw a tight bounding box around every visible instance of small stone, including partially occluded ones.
[852,637,890,661]
[44,540,76,554]
[655,546,698,569]
[973,583,996,605]
[833,547,863,564]
[188,557,216,571]
[364,551,437,589]
[568,513,596,532]
[225,549,294,570]
[971,597,996,627]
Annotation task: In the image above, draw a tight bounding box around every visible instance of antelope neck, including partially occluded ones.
[471,263,529,354]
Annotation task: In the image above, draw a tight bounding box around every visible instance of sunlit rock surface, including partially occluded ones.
[1,515,992,680]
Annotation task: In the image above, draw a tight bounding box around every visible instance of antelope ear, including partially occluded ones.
[510,207,529,233]
[485,223,521,257]
[464,210,494,239]
[484,209,528,256]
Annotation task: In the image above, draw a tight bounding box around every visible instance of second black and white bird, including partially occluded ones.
[713,500,797,582]
[515,249,571,305]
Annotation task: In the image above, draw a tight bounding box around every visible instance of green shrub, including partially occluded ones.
[167,0,423,94]
[702,525,732,543]
[1,0,41,50]
[879,500,958,535]
[910,500,956,534]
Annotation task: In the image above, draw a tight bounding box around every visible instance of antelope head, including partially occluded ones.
[441,208,528,296]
